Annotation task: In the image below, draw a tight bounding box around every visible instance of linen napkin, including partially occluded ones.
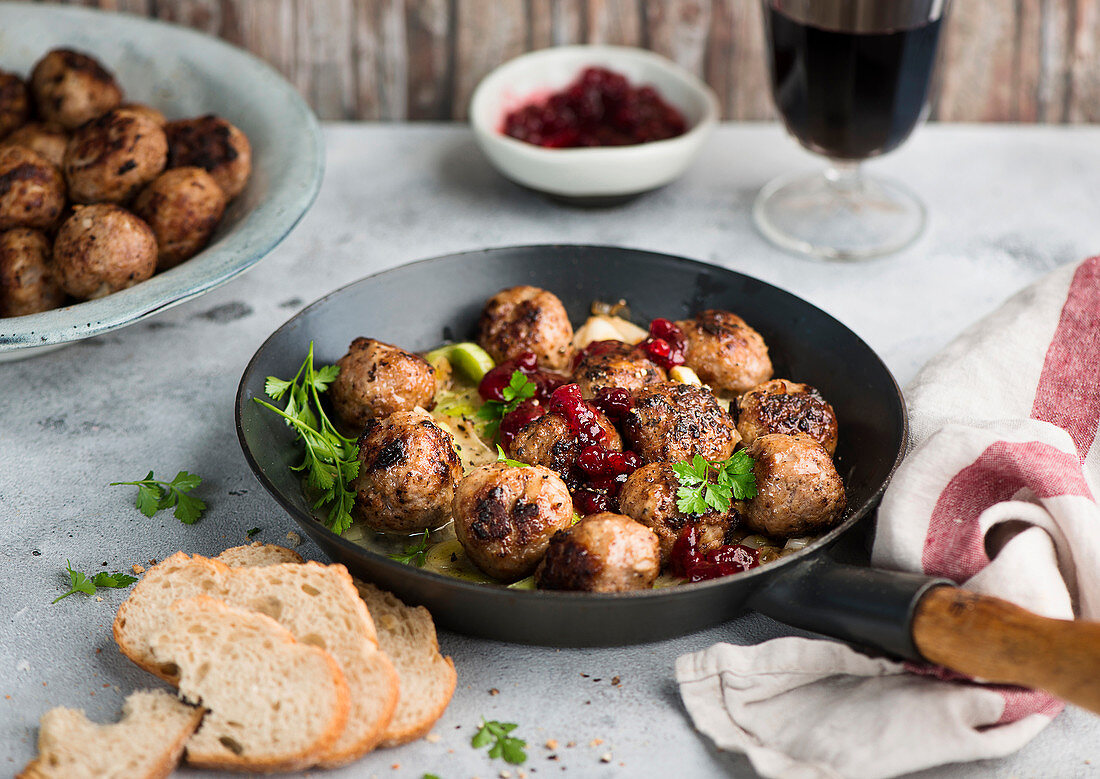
[675,255,1100,779]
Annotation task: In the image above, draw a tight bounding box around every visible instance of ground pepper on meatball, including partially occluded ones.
[535,512,660,592]
[506,410,622,478]
[63,107,167,204]
[623,381,740,464]
[0,71,30,141]
[572,340,666,399]
[165,115,252,199]
[52,204,156,299]
[351,409,463,533]
[618,462,736,565]
[0,228,64,317]
[30,49,123,130]
[676,309,773,396]
[741,433,846,538]
[477,285,574,371]
[737,379,839,455]
[133,167,226,270]
[0,146,66,231]
[452,462,573,581]
[330,337,437,430]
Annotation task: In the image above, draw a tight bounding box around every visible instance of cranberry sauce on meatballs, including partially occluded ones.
[676,309,773,396]
[478,285,574,371]
[507,408,622,478]
[331,337,437,429]
[535,512,660,592]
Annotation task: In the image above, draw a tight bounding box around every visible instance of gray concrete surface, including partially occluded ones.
[2,124,1099,778]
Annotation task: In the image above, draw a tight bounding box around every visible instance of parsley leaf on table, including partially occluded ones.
[388,529,430,567]
[254,342,360,535]
[475,371,537,441]
[52,561,137,604]
[674,451,757,516]
[471,719,527,765]
[110,470,207,524]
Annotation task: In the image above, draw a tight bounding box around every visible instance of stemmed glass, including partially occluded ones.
[754,0,950,260]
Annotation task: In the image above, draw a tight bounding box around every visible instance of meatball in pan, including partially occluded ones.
[133,167,226,270]
[453,462,573,581]
[737,379,838,455]
[0,71,30,140]
[63,107,167,204]
[676,309,772,396]
[535,512,660,592]
[30,49,123,130]
[330,337,437,430]
[741,433,846,538]
[623,382,740,465]
[0,228,64,317]
[351,409,463,533]
[572,340,666,399]
[53,204,157,299]
[507,409,622,478]
[0,146,66,231]
[165,115,252,199]
[478,285,574,371]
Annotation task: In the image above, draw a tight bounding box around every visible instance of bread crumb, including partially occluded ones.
[286,531,302,547]
[488,688,500,696]
[544,739,558,750]
[425,732,441,743]
[600,752,612,763]
[500,771,512,779]
[589,738,603,747]
[95,596,102,602]
[566,740,576,748]
[148,558,157,565]
[390,763,399,770]
[95,648,101,654]
[611,676,621,686]
[102,683,109,688]
[132,564,145,574]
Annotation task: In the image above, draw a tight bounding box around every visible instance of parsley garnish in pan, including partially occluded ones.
[254,342,359,535]
[471,718,527,765]
[673,450,757,515]
[388,529,430,567]
[475,371,537,441]
[110,470,207,524]
[52,561,137,604]
[496,446,528,468]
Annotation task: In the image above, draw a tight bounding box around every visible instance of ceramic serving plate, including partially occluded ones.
[0,3,323,359]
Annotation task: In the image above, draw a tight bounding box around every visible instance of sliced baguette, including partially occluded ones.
[354,580,457,746]
[216,542,304,567]
[151,596,348,772]
[113,552,398,766]
[18,689,201,779]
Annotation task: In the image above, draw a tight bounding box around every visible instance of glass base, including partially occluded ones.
[753,166,927,261]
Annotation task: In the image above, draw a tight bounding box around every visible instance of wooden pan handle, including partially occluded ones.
[912,586,1100,715]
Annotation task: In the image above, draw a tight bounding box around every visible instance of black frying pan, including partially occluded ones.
[235,245,953,661]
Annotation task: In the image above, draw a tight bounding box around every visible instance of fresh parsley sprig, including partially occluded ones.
[495,445,528,468]
[471,718,527,765]
[475,371,537,441]
[254,343,359,535]
[673,450,757,516]
[388,529,430,566]
[110,470,206,524]
[52,561,137,604]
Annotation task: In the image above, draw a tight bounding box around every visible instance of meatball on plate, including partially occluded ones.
[0,6,322,359]
[236,246,908,648]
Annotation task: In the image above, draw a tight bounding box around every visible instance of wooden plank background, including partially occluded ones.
[27,0,1100,122]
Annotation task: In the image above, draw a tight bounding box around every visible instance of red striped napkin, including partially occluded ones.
[676,256,1100,779]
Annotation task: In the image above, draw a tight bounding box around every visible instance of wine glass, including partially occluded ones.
[754,0,950,261]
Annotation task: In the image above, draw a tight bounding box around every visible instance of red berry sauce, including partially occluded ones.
[479,352,568,449]
[503,67,688,149]
[640,318,687,370]
[670,524,760,582]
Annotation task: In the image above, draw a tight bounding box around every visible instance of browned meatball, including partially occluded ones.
[0,71,30,140]
[53,205,156,299]
[330,337,436,430]
[30,49,123,130]
[0,228,64,317]
[535,512,659,592]
[63,108,167,204]
[165,115,252,199]
[507,410,621,478]
[618,463,736,565]
[0,146,65,231]
[572,340,666,399]
[132,167,226,270]
[623,382,740,465]
[351,408,463,533]
[477,285,574,371]
[742,433,846,538]
[676,310,773,396]
[3,122,69,169]
[737,379,838,455]
[452,462,573,581]
[120,103,167,127]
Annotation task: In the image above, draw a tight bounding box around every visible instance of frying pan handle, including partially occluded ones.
[912,586,1100,715]
[747,557,949,661]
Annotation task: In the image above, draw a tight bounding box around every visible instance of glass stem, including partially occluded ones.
[823,160,864,196]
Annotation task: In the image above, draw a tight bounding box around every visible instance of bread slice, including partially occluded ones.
[113,552,398,766]
[355,580,457,746]
[150,596,348,772]
[18,689,201,779]
[216,542,304,567]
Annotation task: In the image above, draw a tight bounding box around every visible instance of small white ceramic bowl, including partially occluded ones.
[470,45,719,202]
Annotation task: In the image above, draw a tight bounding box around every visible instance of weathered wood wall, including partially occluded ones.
[29,0,1100,122]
